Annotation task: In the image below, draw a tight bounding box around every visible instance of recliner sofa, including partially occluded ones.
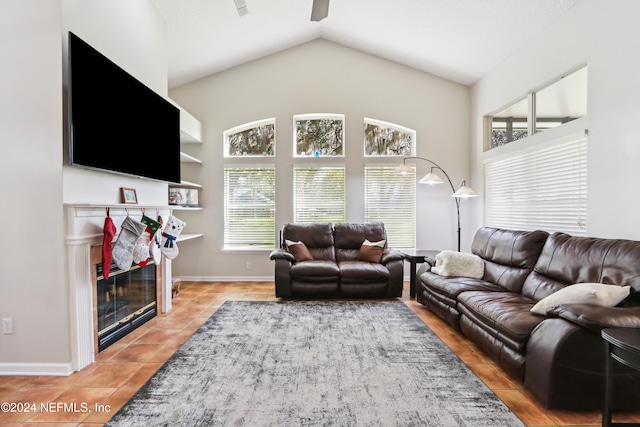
[417,227,640,410]
[269,222,405,298]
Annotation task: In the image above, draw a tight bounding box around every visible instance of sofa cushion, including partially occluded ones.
[420,271,507,301]
[522,232,640,301]
[334,223,387,262]
[471,227,549,293]
[457,291,545,352]
[431,250,484,278]
[290,260,340,281]
[282,223,336,261]
[339,261,390,283]
[285,240,314,262]
[530,283,631,315]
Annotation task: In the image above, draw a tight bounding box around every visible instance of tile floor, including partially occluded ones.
[0,281,638,426]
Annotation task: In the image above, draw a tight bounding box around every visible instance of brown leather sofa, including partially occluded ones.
[269,222,404,298]
[417,227,640,410]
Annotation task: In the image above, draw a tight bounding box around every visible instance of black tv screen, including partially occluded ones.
[68,32,181,184]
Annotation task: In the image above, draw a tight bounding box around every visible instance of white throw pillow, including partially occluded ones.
[530,283,631,315]
[430,250,484,279]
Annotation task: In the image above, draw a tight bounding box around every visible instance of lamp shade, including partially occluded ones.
[452,181,478,198]
[394,163,414,175]
[418,172,444,184]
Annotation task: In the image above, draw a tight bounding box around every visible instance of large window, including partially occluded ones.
[223,166,276,249]
[484,135,587,235]
[224,118,275,157]
[293,166,345,223]
[365,166,416,249]
[294,114,344,157]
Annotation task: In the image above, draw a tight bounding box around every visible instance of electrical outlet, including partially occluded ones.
[246,261,251,270]
[3,318,13,334]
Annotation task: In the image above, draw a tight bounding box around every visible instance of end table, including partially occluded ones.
[601,327,640,427]
[401,249,439,298]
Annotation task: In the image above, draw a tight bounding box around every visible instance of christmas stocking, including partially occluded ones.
[161,215,186,260]
[102,209,117,279]
[136,215,162,267]
[151,215,164,264]
[112,216,147,271]
[132,231,151,265]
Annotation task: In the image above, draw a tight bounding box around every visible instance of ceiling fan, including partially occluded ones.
[310,0,330,21]
[232,0,329,21]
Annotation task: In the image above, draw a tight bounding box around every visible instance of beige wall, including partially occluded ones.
[170,40,471,280]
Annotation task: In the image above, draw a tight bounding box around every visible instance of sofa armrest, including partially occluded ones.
[269,248,295,263]
[547,304,640,333]
[381,249,404,264]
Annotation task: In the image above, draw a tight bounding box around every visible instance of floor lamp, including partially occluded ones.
[395,156,477,252]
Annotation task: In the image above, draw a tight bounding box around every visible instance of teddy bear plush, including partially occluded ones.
[161,215,186,259]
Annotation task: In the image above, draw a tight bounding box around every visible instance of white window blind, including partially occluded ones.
[365,166,416,249]
[223,166,276,249]
[293,166,345,223]
[484,136,587,235]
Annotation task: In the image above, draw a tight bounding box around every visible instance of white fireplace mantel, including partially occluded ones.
[65,203,174,372]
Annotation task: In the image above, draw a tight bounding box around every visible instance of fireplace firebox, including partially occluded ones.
[96,261,157,351]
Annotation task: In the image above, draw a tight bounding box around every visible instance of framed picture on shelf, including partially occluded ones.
[120,187,138,204]
[169,187,199,207]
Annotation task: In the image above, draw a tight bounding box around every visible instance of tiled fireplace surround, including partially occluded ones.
[66,204,174,374]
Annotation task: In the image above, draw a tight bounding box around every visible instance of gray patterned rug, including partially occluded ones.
[106,301,525,426]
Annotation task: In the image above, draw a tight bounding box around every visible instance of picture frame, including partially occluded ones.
[168,187,199,207]
[120,187,138,204]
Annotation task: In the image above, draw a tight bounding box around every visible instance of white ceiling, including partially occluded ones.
[151,0,582,89]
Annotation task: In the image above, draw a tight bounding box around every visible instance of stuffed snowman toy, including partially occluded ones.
[161,215,186,259]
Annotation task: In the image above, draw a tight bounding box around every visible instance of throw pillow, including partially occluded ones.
[356,239,386,263]
[285,239,314,262]
[430,250,484,279]
[530,283,631,315]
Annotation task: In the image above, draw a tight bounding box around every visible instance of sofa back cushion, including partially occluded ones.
[522,232,640,301]
[471,227,549,293]
[282,223,335,261]
[334,223,387,262]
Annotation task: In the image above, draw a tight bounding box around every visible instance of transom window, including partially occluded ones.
[364,118,415,156]
[294,114,344,157]
[224,118,275,157]
[489,66,587,150]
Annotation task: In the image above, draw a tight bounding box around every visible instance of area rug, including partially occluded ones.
[106,301,525,426]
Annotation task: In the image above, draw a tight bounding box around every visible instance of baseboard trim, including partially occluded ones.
[0,362,74,376]
[173,276,273,282]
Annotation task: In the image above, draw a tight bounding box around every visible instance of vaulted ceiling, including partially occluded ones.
[151,0,581,89]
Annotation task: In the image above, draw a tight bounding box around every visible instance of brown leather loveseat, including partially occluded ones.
[269,222,404,298]
[417,227,640,410]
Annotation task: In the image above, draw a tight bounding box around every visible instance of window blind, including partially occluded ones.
[223,166,276,249]
[365,166,416,249]
[484,136,587,235]
[293,166,345,223]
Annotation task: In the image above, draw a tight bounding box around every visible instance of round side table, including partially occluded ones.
[601,328,640,427]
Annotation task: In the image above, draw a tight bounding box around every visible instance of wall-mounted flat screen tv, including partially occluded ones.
[68,32,181,184]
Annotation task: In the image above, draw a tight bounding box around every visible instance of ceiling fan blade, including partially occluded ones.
[310,0,330,22]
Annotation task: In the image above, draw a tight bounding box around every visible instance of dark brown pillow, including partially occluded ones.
[285,240,314,262]
[357,244,384,263]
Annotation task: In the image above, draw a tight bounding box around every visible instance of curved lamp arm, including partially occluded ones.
[397,156,476,252]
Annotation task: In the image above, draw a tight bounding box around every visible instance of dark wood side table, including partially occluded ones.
[400,249,439,298]
[601,328,640,427]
